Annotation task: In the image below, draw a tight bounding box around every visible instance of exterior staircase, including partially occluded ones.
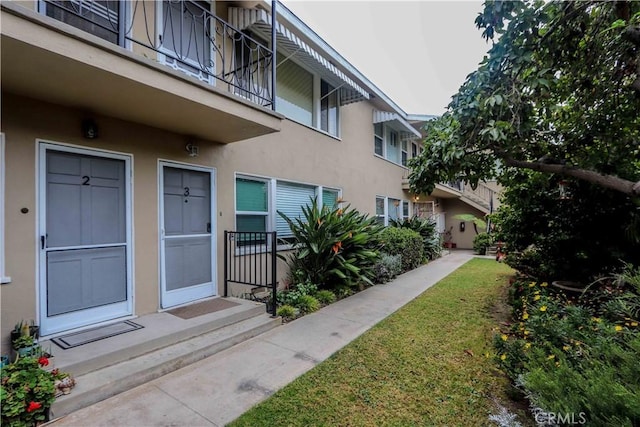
[41,298,280,419]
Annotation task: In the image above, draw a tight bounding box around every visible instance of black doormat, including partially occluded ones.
[51,320,144,350]
[167,298,240,319]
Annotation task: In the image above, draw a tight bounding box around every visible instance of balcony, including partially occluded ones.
[402,177,495,213]
[1,1,282,143]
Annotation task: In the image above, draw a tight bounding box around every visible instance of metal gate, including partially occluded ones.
[223,231,277,316]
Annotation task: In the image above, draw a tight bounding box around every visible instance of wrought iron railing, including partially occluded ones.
[41,0,274,108]
[224,231,277,316]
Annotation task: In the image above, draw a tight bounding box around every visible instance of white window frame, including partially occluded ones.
[0,133,9,284]
[234,173,342,251]
[276,55,341,137]
[373,123,408,167]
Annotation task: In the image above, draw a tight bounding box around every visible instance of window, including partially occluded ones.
[42,0,121,44]
[275,181,316,240]
[276,55,314,126]
[276,56,340,136]
[376,196,409,226]
[401,140,408,166]
[320,80,339,136]
[236,175,341,246]
[236,177,269,233]
[412,142,418,159]
[387,129,399,163]
[375,197,386,225]
[374,123,384,156]
[322,188,339,209]
[160,1,214,82]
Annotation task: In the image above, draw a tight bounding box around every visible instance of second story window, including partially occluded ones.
[320,81,339,136]
[41,0,121,44]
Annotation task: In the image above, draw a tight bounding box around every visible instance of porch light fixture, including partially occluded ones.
[81,119,98,139]
[185,143,199,157]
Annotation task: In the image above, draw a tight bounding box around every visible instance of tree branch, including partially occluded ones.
[502,157,640,196]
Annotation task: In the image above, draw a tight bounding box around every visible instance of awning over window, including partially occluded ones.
[373,110,422,139]
[229,7,370,106]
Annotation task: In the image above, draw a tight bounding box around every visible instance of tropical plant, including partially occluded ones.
[278,198,383,290]
[453,214,487,235]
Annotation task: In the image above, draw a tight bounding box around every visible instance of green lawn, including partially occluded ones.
[230,258,522,427]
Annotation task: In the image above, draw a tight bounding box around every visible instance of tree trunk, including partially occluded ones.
[503,157,640,196]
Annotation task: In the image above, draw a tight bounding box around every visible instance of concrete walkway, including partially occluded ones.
[48,251,474,427]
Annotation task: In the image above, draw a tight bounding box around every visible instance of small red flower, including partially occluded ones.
[332,241,342,254]
[38,357,49,367]
[26,401,42,413]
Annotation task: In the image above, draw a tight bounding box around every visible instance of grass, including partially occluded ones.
[230,258,524,427]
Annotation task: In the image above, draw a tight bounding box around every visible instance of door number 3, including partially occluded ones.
[184,186,190,203]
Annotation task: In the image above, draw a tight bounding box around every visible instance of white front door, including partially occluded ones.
[39,143,133,336]
[159,162,216,308]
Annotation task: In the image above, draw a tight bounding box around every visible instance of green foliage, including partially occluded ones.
[276,281,317,307]
[315,290,337,305]
[390,216,442,260]
[473,232,494,255]
[495,270,640,424]
[380,227,424,272]
[1,356,56,427]
[409,1,640,198]
[453,214,487,235]
[279,198,383,290]
[371,253,403,284]
[296,295,320,314]
[494,170,640,282]
[276,305,297,320]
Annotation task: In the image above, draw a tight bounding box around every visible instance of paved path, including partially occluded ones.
[48,251,474,427]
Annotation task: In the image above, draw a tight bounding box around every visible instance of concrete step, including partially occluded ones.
[50,313,281,419]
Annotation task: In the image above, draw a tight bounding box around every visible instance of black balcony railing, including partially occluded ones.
[224,231,277,316]
[41,0,274,108]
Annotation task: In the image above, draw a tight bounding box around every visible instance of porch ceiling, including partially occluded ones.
[1,6,282,144]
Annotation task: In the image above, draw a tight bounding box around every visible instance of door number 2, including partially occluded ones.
[82,176,91,186]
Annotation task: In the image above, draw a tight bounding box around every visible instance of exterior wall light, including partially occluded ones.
[81,119,98,139]
[185,143,199,157]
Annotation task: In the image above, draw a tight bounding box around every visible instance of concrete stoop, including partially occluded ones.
[45,299,281,420]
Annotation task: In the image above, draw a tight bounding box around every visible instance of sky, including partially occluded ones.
[281,1,492,116]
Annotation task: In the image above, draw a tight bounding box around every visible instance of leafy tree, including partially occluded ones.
[409,0,640,197]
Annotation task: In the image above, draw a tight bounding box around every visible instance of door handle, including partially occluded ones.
[207,223,211,233]
[40,234,47,250]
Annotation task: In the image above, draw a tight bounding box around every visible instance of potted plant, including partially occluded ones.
[11,321,40,357]
[0,355,56,426]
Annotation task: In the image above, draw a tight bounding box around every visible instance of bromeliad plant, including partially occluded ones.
[278,198,383,290]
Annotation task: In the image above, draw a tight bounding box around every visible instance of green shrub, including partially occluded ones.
[276,305,297,319]
[296,295,320,314]
[372,252,402,284]
[316,290,337,305]
[279,198,383,290]
[472,232,494,255]
[390,217,442,260]
[495,265,640,425]
[276,280,318,307]
[380,227,423,272]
